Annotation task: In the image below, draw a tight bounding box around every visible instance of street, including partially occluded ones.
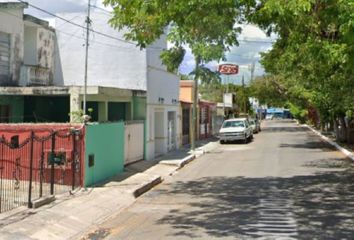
[85,120,354,240]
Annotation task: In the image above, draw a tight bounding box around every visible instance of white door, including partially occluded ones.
[124,123,144,165]
[167,111,176,151]
[154,111,165,156]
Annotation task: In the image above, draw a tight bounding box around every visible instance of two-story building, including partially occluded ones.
[0,4,180,160]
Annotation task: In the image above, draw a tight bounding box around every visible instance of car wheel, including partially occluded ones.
[243,135,248,144]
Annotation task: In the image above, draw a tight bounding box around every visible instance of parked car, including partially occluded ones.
[265,114,274,120]
[219,118,253,144]
[249,118,261,133]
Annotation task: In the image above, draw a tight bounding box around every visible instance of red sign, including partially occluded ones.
[218,64,239,75]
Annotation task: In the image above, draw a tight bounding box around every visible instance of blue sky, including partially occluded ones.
[3,0,275,84]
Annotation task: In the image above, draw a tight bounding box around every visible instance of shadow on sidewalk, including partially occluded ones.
[101,138,218,186]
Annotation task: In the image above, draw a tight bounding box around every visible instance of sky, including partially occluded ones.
[179,24,276,85]
[2,0,275,85]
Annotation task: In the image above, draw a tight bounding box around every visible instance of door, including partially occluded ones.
[182,107,190,145]
[124,122,144,165]
[167,111,176,151]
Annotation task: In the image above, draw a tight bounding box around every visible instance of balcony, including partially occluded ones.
[20,65,52,86]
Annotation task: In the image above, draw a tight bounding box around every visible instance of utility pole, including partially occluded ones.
[191,58,200,151]
[250,61,255,82]
[242,74,246,113]
[83,0,91,115]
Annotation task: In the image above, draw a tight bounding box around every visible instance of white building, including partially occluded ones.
[0,4,180,160]
[54,11,181,160]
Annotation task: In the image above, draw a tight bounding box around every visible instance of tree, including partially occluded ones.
[104,0,242,149]
[245,0,354,142]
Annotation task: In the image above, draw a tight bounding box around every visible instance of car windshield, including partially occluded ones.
[223,120,245,128]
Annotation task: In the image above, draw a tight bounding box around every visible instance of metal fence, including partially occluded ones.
[0,128,83,213]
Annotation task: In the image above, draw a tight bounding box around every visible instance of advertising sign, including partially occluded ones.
[223,93,233,108]
[218,64,239,75]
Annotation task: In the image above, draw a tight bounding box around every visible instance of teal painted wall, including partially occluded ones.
[133,96,146,120]
[0,96,24,123]
[85,122,125,186]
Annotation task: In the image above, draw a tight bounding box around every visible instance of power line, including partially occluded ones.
[16,0,138,46]
[89,4,112,15]
[1,7,159,63]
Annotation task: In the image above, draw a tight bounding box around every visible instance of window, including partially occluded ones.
[0,32,11,83]
[222,120,245,128]
[0,105,10,123]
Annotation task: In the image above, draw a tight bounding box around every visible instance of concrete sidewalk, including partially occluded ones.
[0,139,218,240]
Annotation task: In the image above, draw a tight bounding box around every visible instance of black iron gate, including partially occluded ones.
[0,128,83,213]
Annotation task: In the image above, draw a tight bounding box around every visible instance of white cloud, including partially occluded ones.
[3,0,274,82]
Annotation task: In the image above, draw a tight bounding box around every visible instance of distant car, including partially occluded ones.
[265,114,274,120]
[249,118,261,133]
[219,118,253,144]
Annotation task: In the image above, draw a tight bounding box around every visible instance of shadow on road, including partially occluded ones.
[156,165,354,239]
[279,141,335,151]
[262,126,309,133]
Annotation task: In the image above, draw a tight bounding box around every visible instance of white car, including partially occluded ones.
[219,118,253,144]
[249,118,261,133]
[265,114,274,120]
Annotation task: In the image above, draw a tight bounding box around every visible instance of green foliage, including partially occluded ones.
[288,102,308,124]
[104,0,242,70]
[190,66,221,85]
[246,0,354,126]
[160,46,185,73]
[249,75,287,107]
[199,82,224,103]
[68,110,84,123]
[68,108,94,123]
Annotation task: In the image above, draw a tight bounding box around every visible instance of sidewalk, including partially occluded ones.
[0,139,219,240]
[302,124,354,162]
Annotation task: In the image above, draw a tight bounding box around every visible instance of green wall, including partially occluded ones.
[0,96,24,123]
[133,96,146,120]
[85,122,125,186]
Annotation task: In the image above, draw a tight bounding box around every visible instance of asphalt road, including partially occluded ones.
[86,120,354,240]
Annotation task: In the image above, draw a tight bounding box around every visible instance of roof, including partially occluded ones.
[0,2,28,9]
[24,14,50,28]
[267,108,284,113]
[199,99,217,106]
[180,80,194,87]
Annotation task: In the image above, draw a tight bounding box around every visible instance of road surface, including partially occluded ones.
[84,120,354,239]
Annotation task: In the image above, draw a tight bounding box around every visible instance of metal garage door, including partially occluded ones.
[0,32,10,83]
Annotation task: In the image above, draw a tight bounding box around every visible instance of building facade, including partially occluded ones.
[0,5,180,160]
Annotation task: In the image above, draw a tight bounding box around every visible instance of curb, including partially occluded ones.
[132,175,162,198]
[303,124,354,161]
[177,154,196,169]
[131,145,213,198]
